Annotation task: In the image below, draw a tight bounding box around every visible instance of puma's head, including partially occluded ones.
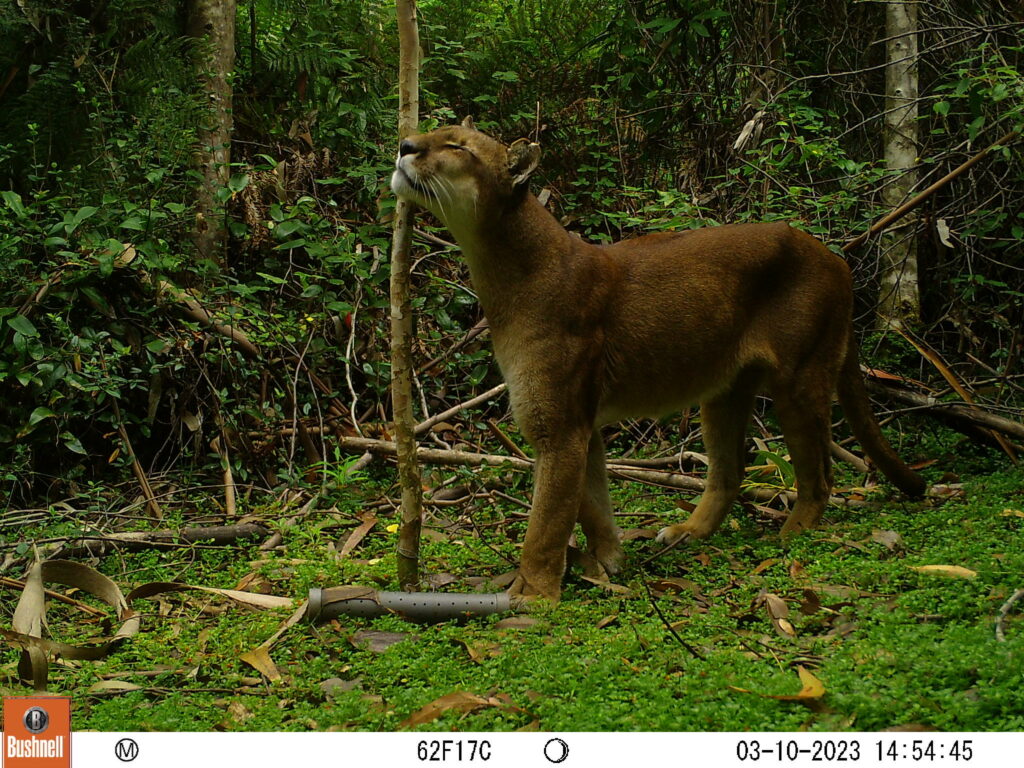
[390,117,540,236]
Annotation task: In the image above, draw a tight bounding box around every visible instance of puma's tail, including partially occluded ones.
[836,336,926,497]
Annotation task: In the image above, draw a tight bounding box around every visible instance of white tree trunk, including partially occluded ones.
[878,0,920,329]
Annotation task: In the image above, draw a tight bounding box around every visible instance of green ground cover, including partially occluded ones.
[7,442,1021,733]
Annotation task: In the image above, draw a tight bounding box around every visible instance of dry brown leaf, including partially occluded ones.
[788,560,808,580]
[649,577,704,597]
[730,665,826,702]
[928,484,964,499]
[399,691,527,729]
[579,576,632,595]
[488,570,518,589]
[238,600,308,681]
[798,589,822,616]
[596,614,619,629]
[814,583,862,601]
[752,558,779,575]
[871,529,905,552]
[7,560,140,691]
[86,680,143,695]
[321,677,362,697]
[909,564,977,579]
[426,572,459,588]
[338,515,377,559]
[762,592,797,639]
[239,646,280,681]
[764,592,789,619]
[226,700,255,723]
[399,691,492,728]
[461,640,503,663]
[127,581,295,610]
[494,616,540,630]
[351,630,414,653]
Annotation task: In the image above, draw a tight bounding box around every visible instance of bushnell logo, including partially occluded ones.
[3,696,71,768]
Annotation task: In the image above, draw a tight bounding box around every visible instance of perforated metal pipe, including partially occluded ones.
[307,586,512,623]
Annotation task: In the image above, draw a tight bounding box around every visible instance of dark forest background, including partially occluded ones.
[1,0,1021,508]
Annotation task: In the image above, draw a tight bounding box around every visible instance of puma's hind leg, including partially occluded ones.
[773,382,834,536]
[657,371,760,546]
[576,429,624,578]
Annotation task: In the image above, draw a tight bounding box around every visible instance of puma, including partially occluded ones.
[391,118,925,601]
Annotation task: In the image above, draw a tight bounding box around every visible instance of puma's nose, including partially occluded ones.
[399,139,418,157]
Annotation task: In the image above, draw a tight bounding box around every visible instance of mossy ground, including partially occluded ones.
[3,432,1023,732]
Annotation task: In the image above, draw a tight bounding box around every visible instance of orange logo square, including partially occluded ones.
[2,697,71,768]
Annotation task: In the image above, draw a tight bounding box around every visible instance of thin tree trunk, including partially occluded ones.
[188,0,237,268]
[392,0,424,589]
[877,0,920,329]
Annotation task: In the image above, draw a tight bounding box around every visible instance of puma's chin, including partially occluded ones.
[390,168,422,203]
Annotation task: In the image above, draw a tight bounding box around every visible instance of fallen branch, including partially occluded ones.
[334,435,863,508]
[11,523,269,561]
[996,588,1024,642]
[414,383,507,436]
[865,376,1024,442]
[830,440,871,473]
[145,275,261,359]
[601,451,708,469]
[335,435,532,471]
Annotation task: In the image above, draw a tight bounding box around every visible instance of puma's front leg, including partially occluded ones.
[509,431,589,602]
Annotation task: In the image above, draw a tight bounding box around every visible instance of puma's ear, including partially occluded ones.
[461,115,476,130]
[508,139,541,186]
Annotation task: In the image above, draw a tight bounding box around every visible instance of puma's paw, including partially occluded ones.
[507,571,561,605]
[780,511,820,539]
[656,521,714,547]
[591,540,625,577]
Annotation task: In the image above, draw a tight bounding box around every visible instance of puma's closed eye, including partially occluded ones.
[444,143,467,151]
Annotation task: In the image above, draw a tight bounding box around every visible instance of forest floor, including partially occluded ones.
[3,430,1023,732]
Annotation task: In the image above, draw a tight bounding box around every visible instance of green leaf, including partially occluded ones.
[274,219,305,237]
[7,315,39,337]
[29,406,56,426]
[256,272,287,285]
[1,190,27,218]
[73,206,99,224]
[967,115,986,141]
[756,450,796,489]
[690,20,710,37]
[228,173,251,193]
[61,432,88,455]
[933,100,951,116]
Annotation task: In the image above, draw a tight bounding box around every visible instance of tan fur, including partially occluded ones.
[391,121,925,601]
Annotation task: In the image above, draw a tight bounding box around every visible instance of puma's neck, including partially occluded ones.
[451,194,575,324]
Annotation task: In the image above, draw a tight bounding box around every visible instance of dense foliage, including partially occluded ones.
[1,0,1021,505]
